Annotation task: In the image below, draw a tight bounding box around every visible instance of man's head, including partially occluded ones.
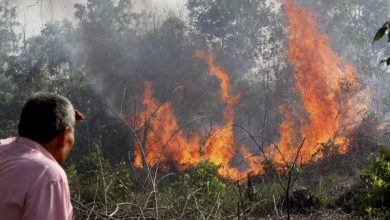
[18,92,83,164]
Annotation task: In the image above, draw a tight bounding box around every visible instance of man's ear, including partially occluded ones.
[56,128,67,149]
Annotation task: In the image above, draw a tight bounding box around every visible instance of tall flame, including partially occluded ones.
[271,0,365,164]
[134,81,201,169]
[194,50,242,178]
[133,0,368,181]
[134,51,244,180]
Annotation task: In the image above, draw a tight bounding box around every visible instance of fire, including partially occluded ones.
[194,50,242,179]
[271,0,366,164]
[133,0,368,181]
[134,52,244,180]
[134,81,201,169]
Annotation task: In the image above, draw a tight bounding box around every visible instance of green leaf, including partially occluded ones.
[379,57,390,65]
[373,26,388,43]
[388,28,390,42]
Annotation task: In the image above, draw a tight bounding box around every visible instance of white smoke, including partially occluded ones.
[10,0,83,37]
[10,0,187,37]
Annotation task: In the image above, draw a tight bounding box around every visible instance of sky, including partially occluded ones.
[10,0,82,37]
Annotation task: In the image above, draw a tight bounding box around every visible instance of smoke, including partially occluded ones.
[9,0,83,37]
[5,0,390,175]
[295,0,390,123]
[8,0,190,112]
[10,0,187,37]
[135,0,187,17]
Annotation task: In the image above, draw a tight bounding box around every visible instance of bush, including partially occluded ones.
[358,146,390,217]
[66,152,134,218]
[165,160,237,218]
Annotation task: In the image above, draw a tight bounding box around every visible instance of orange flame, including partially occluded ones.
[134,52,245,180]
[270,0,366,164]
[133,0,368,182]
[194,50,242,178]
[134,81,201,170]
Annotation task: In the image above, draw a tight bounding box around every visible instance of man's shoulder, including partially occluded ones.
[10,152,68,184]
[29,153,68,182]
[0,137,67,183]
[0,137,16,146]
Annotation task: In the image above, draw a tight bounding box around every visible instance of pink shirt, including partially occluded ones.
[0,137,73,220]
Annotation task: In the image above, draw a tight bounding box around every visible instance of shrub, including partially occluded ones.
[66,152,134,216]
[358,146,390,217]
[165,160,236,218]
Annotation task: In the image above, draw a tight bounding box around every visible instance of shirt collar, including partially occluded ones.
[15,137,58,163]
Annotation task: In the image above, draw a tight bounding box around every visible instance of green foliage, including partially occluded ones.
[2,0,388,218]
[170,160,226,203]
[373,22,390,43]
[0,1,19,138]
[67,152,133,207]
[254,181,285,215]
[0,1,19,62]
[313,175,342,209]
[373,21,390,65]
[0,20,92,138]
[165,160,237,218]
[382,94,390,106]
[339,146,390,217]
[358,146,390,216]
[187,0,239,39]
[75,0,135,33]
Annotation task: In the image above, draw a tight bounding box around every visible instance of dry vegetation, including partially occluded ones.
[2,0,390,219]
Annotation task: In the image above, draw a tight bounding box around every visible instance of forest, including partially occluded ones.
[1,0,390,219]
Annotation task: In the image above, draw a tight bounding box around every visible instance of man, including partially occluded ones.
[0,92,84,220]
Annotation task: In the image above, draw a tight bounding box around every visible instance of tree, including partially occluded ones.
[0,1,18,62]
[0,1,19,137]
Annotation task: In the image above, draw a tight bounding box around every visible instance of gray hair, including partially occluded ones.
[18,92,75,143]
